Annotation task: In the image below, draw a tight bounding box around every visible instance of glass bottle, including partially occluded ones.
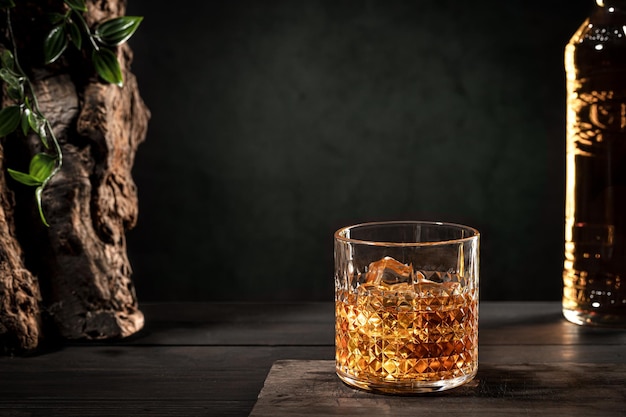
[563,0,626,326]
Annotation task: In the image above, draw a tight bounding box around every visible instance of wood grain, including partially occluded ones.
[0,346,332,417]
[250,360,626,417]
[0,302,624,416]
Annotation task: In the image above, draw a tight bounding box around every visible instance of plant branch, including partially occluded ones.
[5,8,62,226]
[71,9,99,51]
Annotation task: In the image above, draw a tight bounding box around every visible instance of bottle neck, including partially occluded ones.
[596,0,626,8]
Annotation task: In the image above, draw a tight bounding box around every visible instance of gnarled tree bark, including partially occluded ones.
[0,0,148,353]
[0,151,42,354]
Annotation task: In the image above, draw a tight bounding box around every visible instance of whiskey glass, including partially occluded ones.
[334,221,479,393]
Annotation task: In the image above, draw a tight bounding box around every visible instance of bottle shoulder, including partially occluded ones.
[567,12,626,72]
[569,16,626,45]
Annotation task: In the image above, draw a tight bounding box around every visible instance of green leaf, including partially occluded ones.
[7,169,41,186]
[26,112,49,148]
[26,107,38,132]
[0,0,15,9]
[44,25,69,64]
[35,186,49,227]
[0,105,21,137]
[29,153,56,183]
[20,108,30,135]
[0,68,23,101]
[0,67,20,86]
[7,86,23,101]
[64,0,87,12]
[0,67,17,81]
[67,20,82,50]
[7,84,23,101]
[94,16,143,46]
[92,48,123,86]
[48,12,67,25]
[38,124,49,148]
[22,99,49,147]
[1,49,14,70]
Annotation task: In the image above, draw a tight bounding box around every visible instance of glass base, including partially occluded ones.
[563,307,626,328]
[336,368,477,394]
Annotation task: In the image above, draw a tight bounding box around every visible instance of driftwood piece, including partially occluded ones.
[0,149,42,353]
[0,0,149,351]
[42,46,148,339]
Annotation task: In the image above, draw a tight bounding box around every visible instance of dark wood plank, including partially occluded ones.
[250,360,626,417]
[0,346,333,417]
[0,344,623,416]
[1,302,624,417]
[0,400,255,417]
[120,302,336,346]
[479,302,626,346]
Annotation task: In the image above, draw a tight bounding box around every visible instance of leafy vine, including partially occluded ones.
[0,0,142,225]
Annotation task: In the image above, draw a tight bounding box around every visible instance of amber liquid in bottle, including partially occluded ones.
[563,0,626,326]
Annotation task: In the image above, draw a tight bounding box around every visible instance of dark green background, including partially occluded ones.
[124,0,592,301]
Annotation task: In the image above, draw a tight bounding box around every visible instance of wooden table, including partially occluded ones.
[0,302,625,416]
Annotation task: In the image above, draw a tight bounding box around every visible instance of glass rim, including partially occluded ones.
[334,220,480,247]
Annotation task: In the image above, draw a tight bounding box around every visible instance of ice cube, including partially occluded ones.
[442,281,462,296]
[364,256,413,286]
[413,280,462,298]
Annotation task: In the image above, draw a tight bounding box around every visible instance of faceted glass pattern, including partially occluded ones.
[335,278,478,388]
